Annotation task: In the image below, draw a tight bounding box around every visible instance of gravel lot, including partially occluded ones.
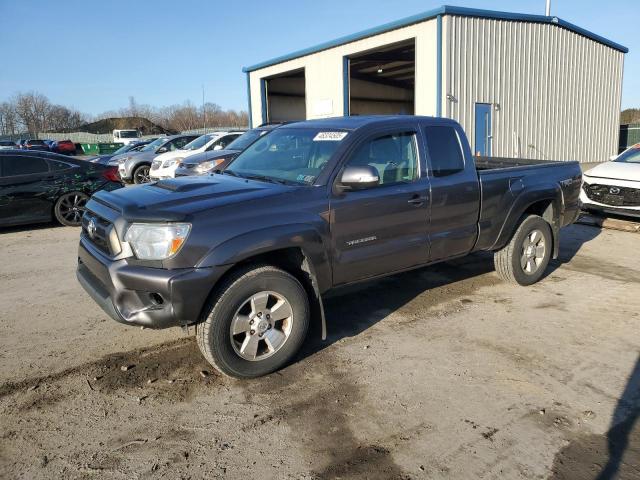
[0,222,639,479]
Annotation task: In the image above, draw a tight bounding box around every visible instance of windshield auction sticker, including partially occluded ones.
[313,131,348,141]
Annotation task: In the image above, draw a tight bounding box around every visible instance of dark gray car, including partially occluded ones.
[115,134,198,183]
[77,116,582,378]
[174,126,277,177]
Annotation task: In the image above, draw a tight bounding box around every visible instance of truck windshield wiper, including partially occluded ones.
[239,173,294,185]
[222,169,240,177]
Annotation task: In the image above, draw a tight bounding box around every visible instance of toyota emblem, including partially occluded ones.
[609,187,621,195]
[87,217,97,239]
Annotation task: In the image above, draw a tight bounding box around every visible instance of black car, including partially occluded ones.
[89,139,155,166]
[174,126,279,177]
[0,151,123,228]
[21,139,50,151]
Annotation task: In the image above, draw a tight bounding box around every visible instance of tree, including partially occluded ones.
[621,108,640,125]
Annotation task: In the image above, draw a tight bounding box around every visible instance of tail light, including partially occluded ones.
[102,166,121,182]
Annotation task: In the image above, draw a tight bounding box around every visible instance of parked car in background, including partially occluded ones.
[77,116,582,378]
[114,134,198,184]
[150,131,243,180]
[89,139,155,166]
[0,150,122,227]
[51,139,76,155]
[43,140,56,150]
[175,125,278,177]
[113,129,141,145]
[581,144,640,218]
[22,139,50,151]
[0,141,18,150]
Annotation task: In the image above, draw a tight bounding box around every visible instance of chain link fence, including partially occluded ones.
[0,126,248,144]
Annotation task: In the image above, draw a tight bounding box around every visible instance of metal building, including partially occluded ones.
[243,6,627,163]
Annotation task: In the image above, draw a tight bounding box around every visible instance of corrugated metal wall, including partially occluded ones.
[443,15,624,163]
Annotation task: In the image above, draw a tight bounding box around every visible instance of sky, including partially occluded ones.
[0,0,637,115]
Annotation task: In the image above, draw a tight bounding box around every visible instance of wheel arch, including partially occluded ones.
[196,225,331,339]
[493,186,563,258]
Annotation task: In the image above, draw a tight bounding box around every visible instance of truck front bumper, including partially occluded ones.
[77,237,226,329]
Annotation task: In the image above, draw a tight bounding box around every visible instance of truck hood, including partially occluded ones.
[90,174,291,222]
[584,162,640,182]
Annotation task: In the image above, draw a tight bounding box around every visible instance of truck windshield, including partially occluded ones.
[615,147,640,164]
[225,128,347,185]
[119,131,139,138]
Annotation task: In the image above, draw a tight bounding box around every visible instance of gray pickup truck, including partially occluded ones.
[77,116,582,378]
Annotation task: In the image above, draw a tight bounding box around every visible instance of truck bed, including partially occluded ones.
[474,156,567,170]
[472,156,582,252]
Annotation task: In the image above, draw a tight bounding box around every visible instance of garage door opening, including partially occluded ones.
[347,40,415,116]
[263,69,306,123]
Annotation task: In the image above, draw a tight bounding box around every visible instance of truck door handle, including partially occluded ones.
[408,195,427,206]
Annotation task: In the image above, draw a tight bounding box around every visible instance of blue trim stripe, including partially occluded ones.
[436,15,442,117]
[242,5,627,73]
[342,56,350,116]
[260,79,267,124]
[245,73,252,127]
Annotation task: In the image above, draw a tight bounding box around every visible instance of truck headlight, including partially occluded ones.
[125,223,191,260]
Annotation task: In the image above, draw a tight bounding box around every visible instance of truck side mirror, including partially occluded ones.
[338,165,379,191]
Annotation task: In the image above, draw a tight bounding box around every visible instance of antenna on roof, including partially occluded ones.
[545,0,551,16]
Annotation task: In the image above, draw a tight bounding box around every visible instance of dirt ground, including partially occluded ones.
[0,222,639,479]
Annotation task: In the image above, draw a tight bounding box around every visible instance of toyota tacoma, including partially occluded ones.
[77,116,582,378]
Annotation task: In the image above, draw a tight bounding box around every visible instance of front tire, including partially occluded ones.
[196,265,310,379]
[494,214,552,286]
[54,192,89,226]
[132,164,151,184]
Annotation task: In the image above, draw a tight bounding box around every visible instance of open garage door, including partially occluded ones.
[264,69,306,123]
[347,40,415,116]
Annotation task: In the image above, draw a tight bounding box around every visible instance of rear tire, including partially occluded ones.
[494,214,552,286]
[54,192,89,227]
[196,265,310,379]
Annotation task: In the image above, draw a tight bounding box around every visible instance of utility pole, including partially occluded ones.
[202,84,206,131]
[545,0,551,16]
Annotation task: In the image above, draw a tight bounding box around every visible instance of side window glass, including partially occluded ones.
[2,156,49,176]
[423,126,465,177]
[50,160,75,171]
[345,132,418,186]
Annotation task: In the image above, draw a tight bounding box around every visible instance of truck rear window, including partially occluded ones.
[423,126,465,177]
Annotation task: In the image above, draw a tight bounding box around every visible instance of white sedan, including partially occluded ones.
[150,131,243,180]
[581,145,640,218]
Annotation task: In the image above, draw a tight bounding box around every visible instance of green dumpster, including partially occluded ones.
[80,143,99,155]
[97,143,122,154]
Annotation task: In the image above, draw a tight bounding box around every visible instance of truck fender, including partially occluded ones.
[196,224,331,340]
[493,185,563,258]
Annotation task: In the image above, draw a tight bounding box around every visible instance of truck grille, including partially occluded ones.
[81,211,120,256]
[583,183,640,207]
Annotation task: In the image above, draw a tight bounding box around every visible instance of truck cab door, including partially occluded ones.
[329,128,430,285]
[421,124,480,262]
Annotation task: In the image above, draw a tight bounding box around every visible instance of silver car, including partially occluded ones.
[115,134,198,184]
